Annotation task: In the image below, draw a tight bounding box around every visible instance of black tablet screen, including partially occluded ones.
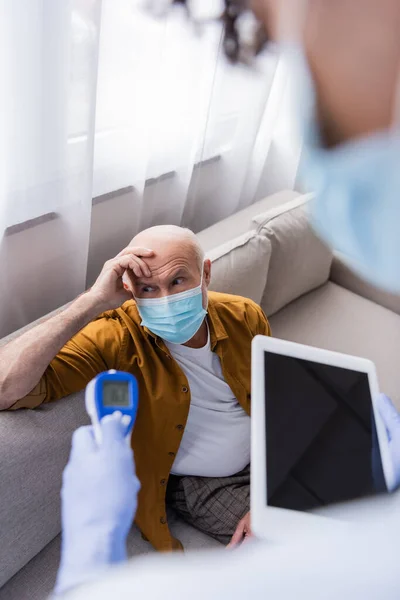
[264,352,387,510]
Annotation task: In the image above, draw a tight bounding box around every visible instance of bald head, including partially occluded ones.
[131,225,204,272]
[127,225,211,302]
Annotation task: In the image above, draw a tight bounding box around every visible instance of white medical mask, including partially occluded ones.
[280,1,400,292]
[135,268,207,344]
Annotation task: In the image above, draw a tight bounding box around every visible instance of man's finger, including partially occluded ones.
[129,260,144,278]
[70,426,96,461]
[117,246,154,258]
[226,520,245,549]
[115,255,151,278]
[130,256,152,278]
[112,256,142,278]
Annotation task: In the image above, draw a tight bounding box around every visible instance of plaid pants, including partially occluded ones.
[166,464,250,545]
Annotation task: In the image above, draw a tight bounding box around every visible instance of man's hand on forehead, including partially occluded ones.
[116,246,156,292]
[117,246,154,278]
[89,247,155,311]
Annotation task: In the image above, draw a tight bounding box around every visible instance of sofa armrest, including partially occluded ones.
[330,255,400,316]
[0,392,89,588]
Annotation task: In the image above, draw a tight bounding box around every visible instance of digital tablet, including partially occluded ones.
[251,335,395,542]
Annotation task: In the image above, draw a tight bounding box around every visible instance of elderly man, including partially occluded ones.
[0,225,271,551]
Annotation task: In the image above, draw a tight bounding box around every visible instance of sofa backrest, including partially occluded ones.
[254,195,333,317]
[205,231,272,305]
[198,192,333,318]
[196,189,299,252]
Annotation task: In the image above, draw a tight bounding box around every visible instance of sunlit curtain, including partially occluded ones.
[0,0,301,337]
[0,0,101,337]
[92,0,302,234]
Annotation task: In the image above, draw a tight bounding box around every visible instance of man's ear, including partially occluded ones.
[204,258,212,287]
[122,269,135,294]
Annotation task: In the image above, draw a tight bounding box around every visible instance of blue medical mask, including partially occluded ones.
[134,269,207,344]
[285,43,400,292]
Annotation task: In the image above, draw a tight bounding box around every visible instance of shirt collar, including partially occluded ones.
[205,294,228,350]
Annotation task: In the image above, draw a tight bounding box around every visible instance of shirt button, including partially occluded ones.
[160,479,167,485]
[160,516,167,525]
[182,386,188,393]
[168,451,176,457]
[176,424,184,431]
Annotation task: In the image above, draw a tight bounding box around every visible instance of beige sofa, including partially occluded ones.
[1,189,400,600]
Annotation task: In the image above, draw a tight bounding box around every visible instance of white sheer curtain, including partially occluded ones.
[0,0,301,337]
[92,1,302,234]
[0,0,101,337]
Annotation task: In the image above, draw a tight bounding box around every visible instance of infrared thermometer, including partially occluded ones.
[85,370,139,445]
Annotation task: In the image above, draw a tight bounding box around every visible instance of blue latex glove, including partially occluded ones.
[378,393,400,490]
[54,413,140,596]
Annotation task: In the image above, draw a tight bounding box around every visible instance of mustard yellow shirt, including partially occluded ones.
[11,292,271,551]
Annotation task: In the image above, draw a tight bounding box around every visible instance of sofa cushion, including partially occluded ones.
[0,392,90,588]
[269,281,400,410]
[196,190,300,252]
[330,254,400,317]
[254,194,333,317]
[207,231,272,305]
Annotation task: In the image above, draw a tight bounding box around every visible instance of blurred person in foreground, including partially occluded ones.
[54,0,400,597]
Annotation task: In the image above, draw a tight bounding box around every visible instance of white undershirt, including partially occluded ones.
[165,325,251,477]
